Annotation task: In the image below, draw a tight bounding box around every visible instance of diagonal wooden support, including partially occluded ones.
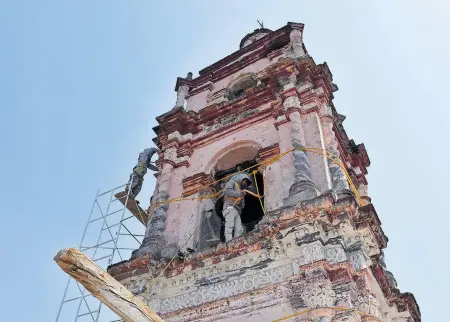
[54,248,164,322]
[114,191,149,225]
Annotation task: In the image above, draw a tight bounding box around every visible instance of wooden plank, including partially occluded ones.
[54,248,165,322]
[114,191,148,225]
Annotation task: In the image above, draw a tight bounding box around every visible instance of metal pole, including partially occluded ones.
[96,183,127,198]
[79,189,101,247]
[55,189,100,322]
[74,190,115,321]
[111,174,134,266]
[94,182,130,322]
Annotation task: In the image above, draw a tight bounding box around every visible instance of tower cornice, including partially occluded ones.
[174,23,306,92]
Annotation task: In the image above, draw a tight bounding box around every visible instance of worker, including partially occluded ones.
[125,147,160,199]
[222,173,252,242]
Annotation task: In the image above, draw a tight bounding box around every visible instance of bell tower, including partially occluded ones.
[108,22,420,322]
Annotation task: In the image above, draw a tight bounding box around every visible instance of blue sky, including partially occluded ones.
[1,1,449,321]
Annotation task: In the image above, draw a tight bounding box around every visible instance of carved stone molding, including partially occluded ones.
[355,294,382,320]
[301,279,335,308]
[256,143,280,164]
[182,172,216,197]
[158,264,293,314]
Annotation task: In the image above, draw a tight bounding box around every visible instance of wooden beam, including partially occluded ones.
[54,248,164,322]
[114,191,149,225]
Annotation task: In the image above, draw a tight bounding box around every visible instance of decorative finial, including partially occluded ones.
[257,20,264,29]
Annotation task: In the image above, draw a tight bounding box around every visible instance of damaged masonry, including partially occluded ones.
[58,22,422,322]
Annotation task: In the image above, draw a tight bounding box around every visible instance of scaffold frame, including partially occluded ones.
[55,178,146,322]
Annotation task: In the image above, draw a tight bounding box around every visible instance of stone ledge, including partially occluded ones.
[107,192,388,281]
[106,193,419,321]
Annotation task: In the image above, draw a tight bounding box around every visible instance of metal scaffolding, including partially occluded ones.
[55,180,146,322]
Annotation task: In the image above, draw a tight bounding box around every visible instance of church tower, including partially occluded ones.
[108,22,420,322]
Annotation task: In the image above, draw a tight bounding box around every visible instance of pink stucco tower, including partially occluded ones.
[108,22,421,322]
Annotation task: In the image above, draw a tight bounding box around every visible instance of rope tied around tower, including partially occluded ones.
[137,147,363,300]
[150,147,362,210]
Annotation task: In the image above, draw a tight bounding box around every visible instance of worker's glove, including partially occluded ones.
[239,191,246,198]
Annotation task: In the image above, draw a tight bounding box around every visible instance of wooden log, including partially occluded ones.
[54,248,164,322]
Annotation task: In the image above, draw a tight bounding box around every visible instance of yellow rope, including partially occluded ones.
[151,147,363,209]
[252,170,266,215]
[151,149,291,209]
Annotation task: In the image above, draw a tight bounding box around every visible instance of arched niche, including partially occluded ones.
[226,73,257,101]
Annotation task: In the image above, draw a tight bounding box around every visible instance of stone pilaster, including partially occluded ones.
[290,29,307,59]
[256,144,282,211]
[287,111,320,205]
[133,162,174,260]
[175,72,192,108]
[278,75,319,206]
[321,117,352,198]
[303,112,332,192]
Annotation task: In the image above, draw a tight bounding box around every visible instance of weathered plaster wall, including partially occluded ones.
[164,117,293,251]
[189,118,280,176]
[211,58,270,92]
[186,56,280,113]
[186,89,209,112]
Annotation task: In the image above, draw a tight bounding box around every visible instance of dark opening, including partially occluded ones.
[227,88,245,101]
[267,38,287,52]
[226,75,257,101]
[214,159,265,241]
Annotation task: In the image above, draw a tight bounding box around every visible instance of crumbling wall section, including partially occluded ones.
[111,194,418,322]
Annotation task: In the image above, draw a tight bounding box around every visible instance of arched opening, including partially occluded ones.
[196,144,266,250]
[214,159,265,242]
[226,74,257,101]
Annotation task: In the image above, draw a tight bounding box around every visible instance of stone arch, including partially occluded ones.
[226,73,257,100]
[205,140,262,176]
